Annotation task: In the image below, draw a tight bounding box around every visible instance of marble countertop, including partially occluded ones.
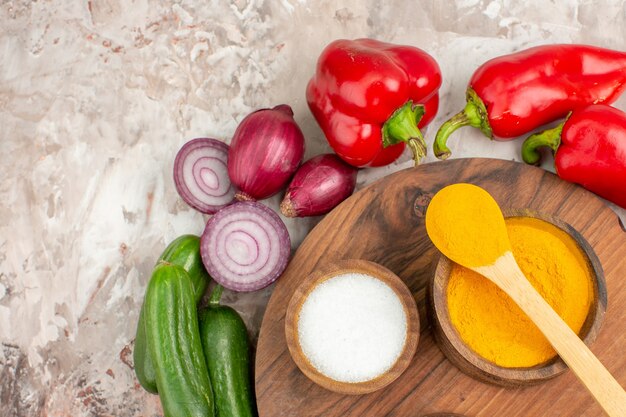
[2,1,625,415]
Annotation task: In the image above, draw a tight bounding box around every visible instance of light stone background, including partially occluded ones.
[2,1,626,415]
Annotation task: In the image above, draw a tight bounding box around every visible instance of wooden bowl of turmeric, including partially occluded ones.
[428,209,607,387]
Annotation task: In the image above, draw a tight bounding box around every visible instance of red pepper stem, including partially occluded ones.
[208,284,223,306]
[521,123,564,166]
[407,138,426,166]
[433,88,492,160]
[382,100,426,166]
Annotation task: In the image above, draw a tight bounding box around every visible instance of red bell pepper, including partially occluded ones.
[522,104,626,209]
[306,38,441,168]
[434,44,626,159]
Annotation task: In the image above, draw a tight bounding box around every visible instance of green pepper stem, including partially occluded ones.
[433,88,492,160]
[521,123,564,165]
[208,284,224,305]
[382,100,426,166]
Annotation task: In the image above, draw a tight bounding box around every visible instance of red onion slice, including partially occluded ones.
[173,138,236,214]
[200,201,291,292]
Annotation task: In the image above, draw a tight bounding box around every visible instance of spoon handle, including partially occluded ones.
[476,251,626,417]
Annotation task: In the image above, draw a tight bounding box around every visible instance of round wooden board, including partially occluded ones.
[255,158,626,417]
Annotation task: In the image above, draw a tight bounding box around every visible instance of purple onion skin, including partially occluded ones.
[280,153,358,217]
[228,104,305,201]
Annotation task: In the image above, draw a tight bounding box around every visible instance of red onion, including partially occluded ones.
[173,138,236,214]
[228,104,305,201]
[280,154,358,217]
[200,201,291,292]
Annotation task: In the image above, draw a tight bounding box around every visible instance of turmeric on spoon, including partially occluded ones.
[425,183,626,417]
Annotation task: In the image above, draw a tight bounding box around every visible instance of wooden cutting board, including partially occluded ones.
[254,158,626,417]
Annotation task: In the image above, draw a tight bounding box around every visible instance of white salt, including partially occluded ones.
[297,273,408,383]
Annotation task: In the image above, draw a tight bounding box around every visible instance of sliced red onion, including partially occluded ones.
[200,201,291,292]
[228,104,305,201]
[280,154,358,217]
[173,138,236,214]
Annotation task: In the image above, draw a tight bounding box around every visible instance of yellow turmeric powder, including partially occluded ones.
[425,183,509,267]
[446,216,593,368]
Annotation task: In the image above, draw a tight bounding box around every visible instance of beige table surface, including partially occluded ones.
[1,1,625,415]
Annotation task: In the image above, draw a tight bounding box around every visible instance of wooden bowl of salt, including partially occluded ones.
[428,210,607,387]
[285,259,420,395]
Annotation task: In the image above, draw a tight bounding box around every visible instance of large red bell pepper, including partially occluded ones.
[306,39,441,168]
[522,104,626,208]
[434,44,626,159]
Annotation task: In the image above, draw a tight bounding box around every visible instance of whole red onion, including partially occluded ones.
[228,104,305,201]
[280,153,358,217]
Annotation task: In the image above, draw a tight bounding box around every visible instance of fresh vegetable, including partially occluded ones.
[158,235,211,297]
[143,262,215,417]
[133,308,158,394]
[434,44,626,159]
[200,201,290,292]
[280,154,357,217]
[306,38,441,167]
[134,235,210,394]
[199,285,257,417]
[173,138,236,214]
[228,105,305,201]
[522,104,626,209]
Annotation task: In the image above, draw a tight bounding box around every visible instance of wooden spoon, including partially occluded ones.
[425,183,626,417]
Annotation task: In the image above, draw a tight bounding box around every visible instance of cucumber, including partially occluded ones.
[199,285,258,417]
[144,262,215,417]
[158,235,211,294]
[133,307,158,393]
[134,234,210,394]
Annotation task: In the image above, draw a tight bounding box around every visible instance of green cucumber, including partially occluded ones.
[158,235,211,293]
[144,262,215,417]
[134,234,210,394]
[133,307,158,393]
[199,285,258,417]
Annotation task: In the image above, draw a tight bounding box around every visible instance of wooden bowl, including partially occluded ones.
[428,209,607,387]
[285,259,420,395]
